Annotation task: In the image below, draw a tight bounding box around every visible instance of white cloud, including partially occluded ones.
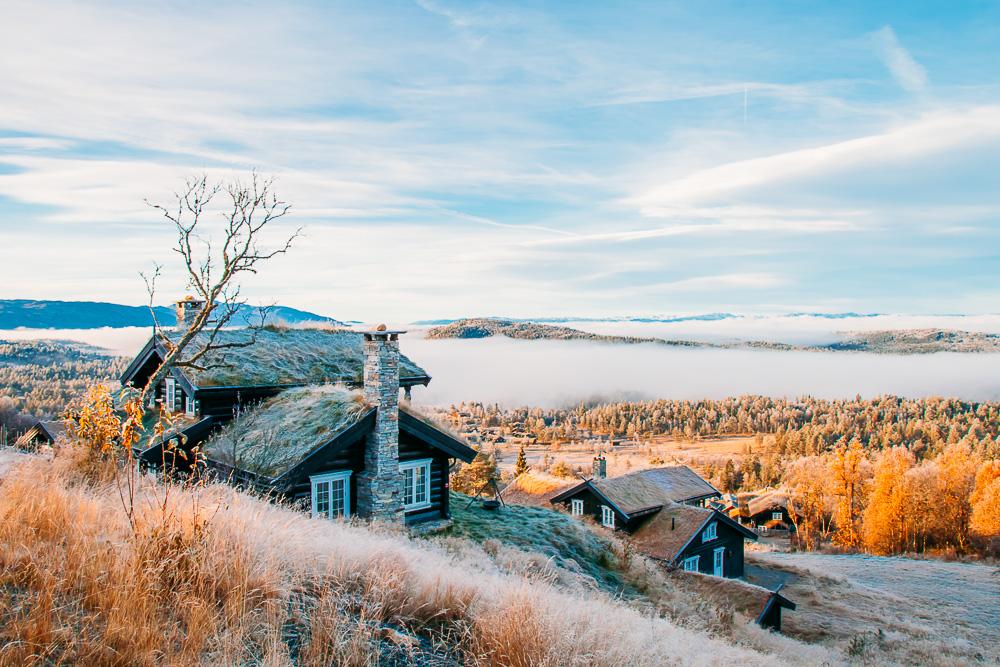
[872,26,928,93]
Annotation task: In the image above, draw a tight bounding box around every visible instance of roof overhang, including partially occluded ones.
[399,409,477,462]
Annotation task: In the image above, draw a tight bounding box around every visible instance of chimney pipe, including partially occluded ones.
[592,454,607,480]
[357,326,406,523]
[671,516,676,530]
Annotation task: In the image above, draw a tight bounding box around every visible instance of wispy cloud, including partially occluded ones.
[872,26,928,93]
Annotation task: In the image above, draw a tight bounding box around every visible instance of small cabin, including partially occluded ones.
[121,300,475,526]
[747,491,795,533]
[14,420,67,450]
[549,460,756,578]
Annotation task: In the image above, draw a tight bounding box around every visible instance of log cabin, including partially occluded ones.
[121,299,476,526]
[746,491,796,533]
[14,420,67,450]
[550,458,757,577]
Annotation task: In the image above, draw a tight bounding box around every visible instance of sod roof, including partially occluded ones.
[500,472,578,507]
[590,466,721,515]
[747,490,790,517]
[200,385,372,479]
[158,327,429,388]
[629,503,713,561]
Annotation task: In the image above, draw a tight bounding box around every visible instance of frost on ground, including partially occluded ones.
[0,449,30,476]
[748,552,1000,666]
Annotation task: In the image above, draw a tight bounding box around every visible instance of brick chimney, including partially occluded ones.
[175,296,206,331]
[592,454,607,480]
[356,327,405,523]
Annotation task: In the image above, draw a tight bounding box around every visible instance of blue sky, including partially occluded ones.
[0,1,998,321]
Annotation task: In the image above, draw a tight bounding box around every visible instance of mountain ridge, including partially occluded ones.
[0,299,342,330]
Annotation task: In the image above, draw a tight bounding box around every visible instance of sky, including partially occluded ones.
[0,0,998,322]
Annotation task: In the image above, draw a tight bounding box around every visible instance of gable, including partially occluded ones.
[552,466,720,517]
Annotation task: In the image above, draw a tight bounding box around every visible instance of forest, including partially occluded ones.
[448,396,1000,557]
[0,339,126,438]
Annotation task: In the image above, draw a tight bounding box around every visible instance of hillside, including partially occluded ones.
[426,318,1000,354]
[0,454,828,666]
[824,328,1000,353]
[0,299,342,329]
[425,318,705,347]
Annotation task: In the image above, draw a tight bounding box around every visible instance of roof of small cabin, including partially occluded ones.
[15,420,68,445]
[629,503,714,561]
[500,472,578,507]
[125,327,430,389]
[554,466,720,516]
[747,490,790,517]
[630,503,758,562]
[199,384,474,480]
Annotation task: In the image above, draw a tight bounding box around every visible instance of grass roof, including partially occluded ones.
[161,327,428,388]
[200,385,371,479]
[629,503,712,561]
[593,466,720,515]
[500,472,578,507]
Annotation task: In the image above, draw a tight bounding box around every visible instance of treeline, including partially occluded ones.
[784,442,999,557]
[451,395,1000,460]
[0,340,126,437]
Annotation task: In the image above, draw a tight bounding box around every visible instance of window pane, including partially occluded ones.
[404,467,414,505]
[315,481,330,517]
[331,478,345,517]
[415,465,427,504]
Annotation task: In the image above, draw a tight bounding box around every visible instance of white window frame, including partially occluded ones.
[713,547,725,577]
[310,470,352,519]
[570,498,584,517]
[683,555,700,572]
[601,505,615,528]
[400,458,432,511]
[184,395,196,417]
[772,511,783,521]
[702,521,717,543]
[164,378,176,412]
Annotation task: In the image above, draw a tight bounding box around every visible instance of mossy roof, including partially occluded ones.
[629,503,713,561]
[747,490,790,517]
[500,472,578,507]
[158,328,429,388]
[591,466,720,515]
[200,385,372,479]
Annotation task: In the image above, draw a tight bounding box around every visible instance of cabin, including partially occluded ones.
[14,420,67,450]
[629,502,758,577]
[746,491,795,533]
[549,458,756,578]
[121,299,476,526]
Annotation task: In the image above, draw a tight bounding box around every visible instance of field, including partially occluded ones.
[493,435,758,477]
[746,551,1000,665]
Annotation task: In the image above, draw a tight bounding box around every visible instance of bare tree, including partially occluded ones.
[138,172,300,404]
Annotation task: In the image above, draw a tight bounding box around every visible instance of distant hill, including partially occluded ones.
[426,318,1000,354]
[0,300,342,330]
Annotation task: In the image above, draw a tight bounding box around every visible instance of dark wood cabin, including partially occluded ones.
[746,491,795,533]
[121,321,474,526]
[629,502,758,578]
[14,420,67,450]
[550,464,757,578]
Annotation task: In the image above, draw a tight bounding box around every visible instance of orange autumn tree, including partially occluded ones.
[969,459,1000,552]
[931,442,979,552]
[785,455,832,550]
[830,438,869,549]
[862,446,914,555]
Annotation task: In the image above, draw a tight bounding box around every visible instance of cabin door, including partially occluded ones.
[713,547,725,577]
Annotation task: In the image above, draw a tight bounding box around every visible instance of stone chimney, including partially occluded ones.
[356,326,405,523]
[175,296,206,331]
[592,454,607,480]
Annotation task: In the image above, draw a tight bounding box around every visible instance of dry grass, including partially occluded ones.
[0,452,839,666]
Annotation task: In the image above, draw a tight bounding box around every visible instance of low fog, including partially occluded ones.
[3,315,999,408]
[405,337,1000,408]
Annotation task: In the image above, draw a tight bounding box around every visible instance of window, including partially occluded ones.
[571,499,584,516]
[601,505,615,528]
[185,395,196,417]
[683,556,700,572]
[311,471,351,519]
[702,522,717,542]
[772,511,783,521]
[164,378,176,412]
[400,459,432,510]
